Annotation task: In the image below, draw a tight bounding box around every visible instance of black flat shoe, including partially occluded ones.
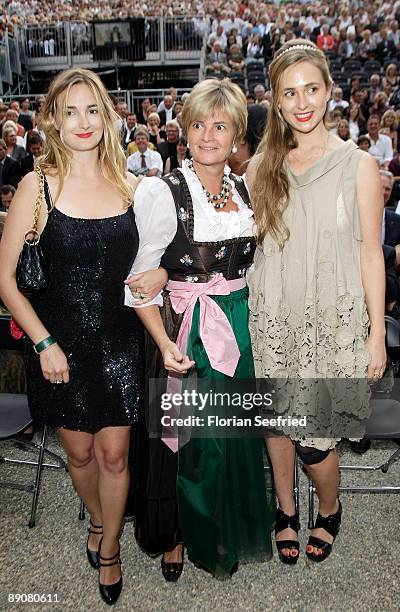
[275,508,300,565]
[86,520,103,569]
[306,500,342,563]
[349,439,371,454]
[98,539,122,606]
[161,548,184,582]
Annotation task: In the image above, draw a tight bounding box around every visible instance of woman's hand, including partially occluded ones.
[124,268,168,304]
[365,334,387,380]
[39,344,70,384]
[160,339,195,374]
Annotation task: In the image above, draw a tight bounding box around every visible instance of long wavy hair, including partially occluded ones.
[40,68,133,206]
[252,40,333,247]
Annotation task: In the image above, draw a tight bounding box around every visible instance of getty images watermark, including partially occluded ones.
[160,389,307,429]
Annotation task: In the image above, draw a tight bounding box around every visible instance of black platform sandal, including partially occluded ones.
[98,540,122,606]
[86,520,103,569]
[161,546,184,582]
[306,500,342,563]
[275,508,300,565]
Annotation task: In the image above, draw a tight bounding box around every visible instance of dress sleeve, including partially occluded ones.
[124,177,177,308]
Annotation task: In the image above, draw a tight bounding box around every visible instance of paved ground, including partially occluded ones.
[1,431,399,612]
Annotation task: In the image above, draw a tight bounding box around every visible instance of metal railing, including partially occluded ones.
[16,18,206,70]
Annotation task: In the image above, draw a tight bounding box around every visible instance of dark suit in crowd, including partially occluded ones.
[0,156,21,189]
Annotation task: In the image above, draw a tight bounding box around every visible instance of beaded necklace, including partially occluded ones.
[187,159,230,209]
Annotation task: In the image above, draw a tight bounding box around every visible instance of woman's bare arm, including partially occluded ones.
[0,172,70,382]
[134,305,194,373]
[356,152,387,378]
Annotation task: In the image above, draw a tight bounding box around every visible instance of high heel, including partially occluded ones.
[86,520,103,569]
[98,539,122,606]
[306,500,342,563]
[275,508,300,565]
[161,546,184,582]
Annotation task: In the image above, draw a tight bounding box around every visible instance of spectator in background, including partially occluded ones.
[380,170,399,211]
[2,124,27,163]
[164,136,190,174]
[0,139,21,188]
[20,132,44,176]
[5,109,25,137]
[336,118,351,141]
[0,185,15,211]
[137,98,151,125]
[370,91,389,120]
[364,114,393,168]
[369,74,382,104]
[227,43,245,71]
[338,29,359,58]
[193,11,210,39]
[375,26,396,61]
[228,103,267,175]
[349,103,367,141]
[147,112,165,148]
[158,95,176,126]
[18,97,33,132]
[157,120,180,170]
[121,113,137,150]
[317,24,335,50]
[357,135,371,152]
[127,128,163,178]
[328,87,349,113]
[380,109,398,152]
[245,33,264,63]
[206,41,229,74]
[358,28,376,59]
[254,83,266,103]
[0,210,6,239]
[383,63,400,91]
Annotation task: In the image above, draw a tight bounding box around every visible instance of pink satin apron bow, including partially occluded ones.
[162,274,245,452]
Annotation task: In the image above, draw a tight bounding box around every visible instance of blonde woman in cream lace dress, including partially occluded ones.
[247,40,386,564]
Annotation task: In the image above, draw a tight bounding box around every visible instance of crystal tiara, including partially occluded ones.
[275,43,318,59]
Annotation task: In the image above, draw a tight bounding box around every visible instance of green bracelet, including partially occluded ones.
[33,336,57,355]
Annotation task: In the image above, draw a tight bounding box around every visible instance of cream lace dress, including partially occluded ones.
[248,141,371,450]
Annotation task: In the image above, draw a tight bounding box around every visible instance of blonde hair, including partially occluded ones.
[40,67,133,206]
[252,39,333,247]
[381,109,398,129]
[147,112,160,125]
[181,78,247,144]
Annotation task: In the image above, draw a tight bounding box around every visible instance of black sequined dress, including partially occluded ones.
[24,180,144,432]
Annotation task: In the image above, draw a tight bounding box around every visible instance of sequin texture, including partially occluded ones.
[24,202,144,432]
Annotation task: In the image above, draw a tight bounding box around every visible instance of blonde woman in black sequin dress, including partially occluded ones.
[0,69,166,606]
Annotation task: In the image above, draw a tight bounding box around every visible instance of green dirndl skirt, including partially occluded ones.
[177,286,275,578]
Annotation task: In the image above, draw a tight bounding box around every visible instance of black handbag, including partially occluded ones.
[16,166,47,298]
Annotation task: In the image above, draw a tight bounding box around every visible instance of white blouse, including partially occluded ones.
[124,159,255,308]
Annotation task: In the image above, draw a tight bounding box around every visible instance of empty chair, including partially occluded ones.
[329,59,343,72]
[307,314,400,526]
[246,61,265,72]
[0,394,67,527]
[363,59,382,74]
[343,59,362,72]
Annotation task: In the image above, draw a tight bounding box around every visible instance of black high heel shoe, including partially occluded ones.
[306,500,342,563]
[98,539,122,606]
[161,546,184,582]
[275,508,300,565]
[86,520,103,569]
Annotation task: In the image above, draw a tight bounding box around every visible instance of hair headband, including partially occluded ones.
[275,44,318,60]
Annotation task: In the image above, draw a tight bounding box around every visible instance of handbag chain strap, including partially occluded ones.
[24,165,45,245]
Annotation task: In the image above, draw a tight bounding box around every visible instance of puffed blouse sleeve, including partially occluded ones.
[124,177,177,308]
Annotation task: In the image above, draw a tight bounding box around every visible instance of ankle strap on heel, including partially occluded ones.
[88,519,103,535]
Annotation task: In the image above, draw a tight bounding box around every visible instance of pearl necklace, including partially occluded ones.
[187,159,230,209]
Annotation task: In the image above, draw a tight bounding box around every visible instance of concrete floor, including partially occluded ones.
[1,432,399,612]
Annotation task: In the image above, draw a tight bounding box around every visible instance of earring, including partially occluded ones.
[231,144,238,154]
[187,142,190,149]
